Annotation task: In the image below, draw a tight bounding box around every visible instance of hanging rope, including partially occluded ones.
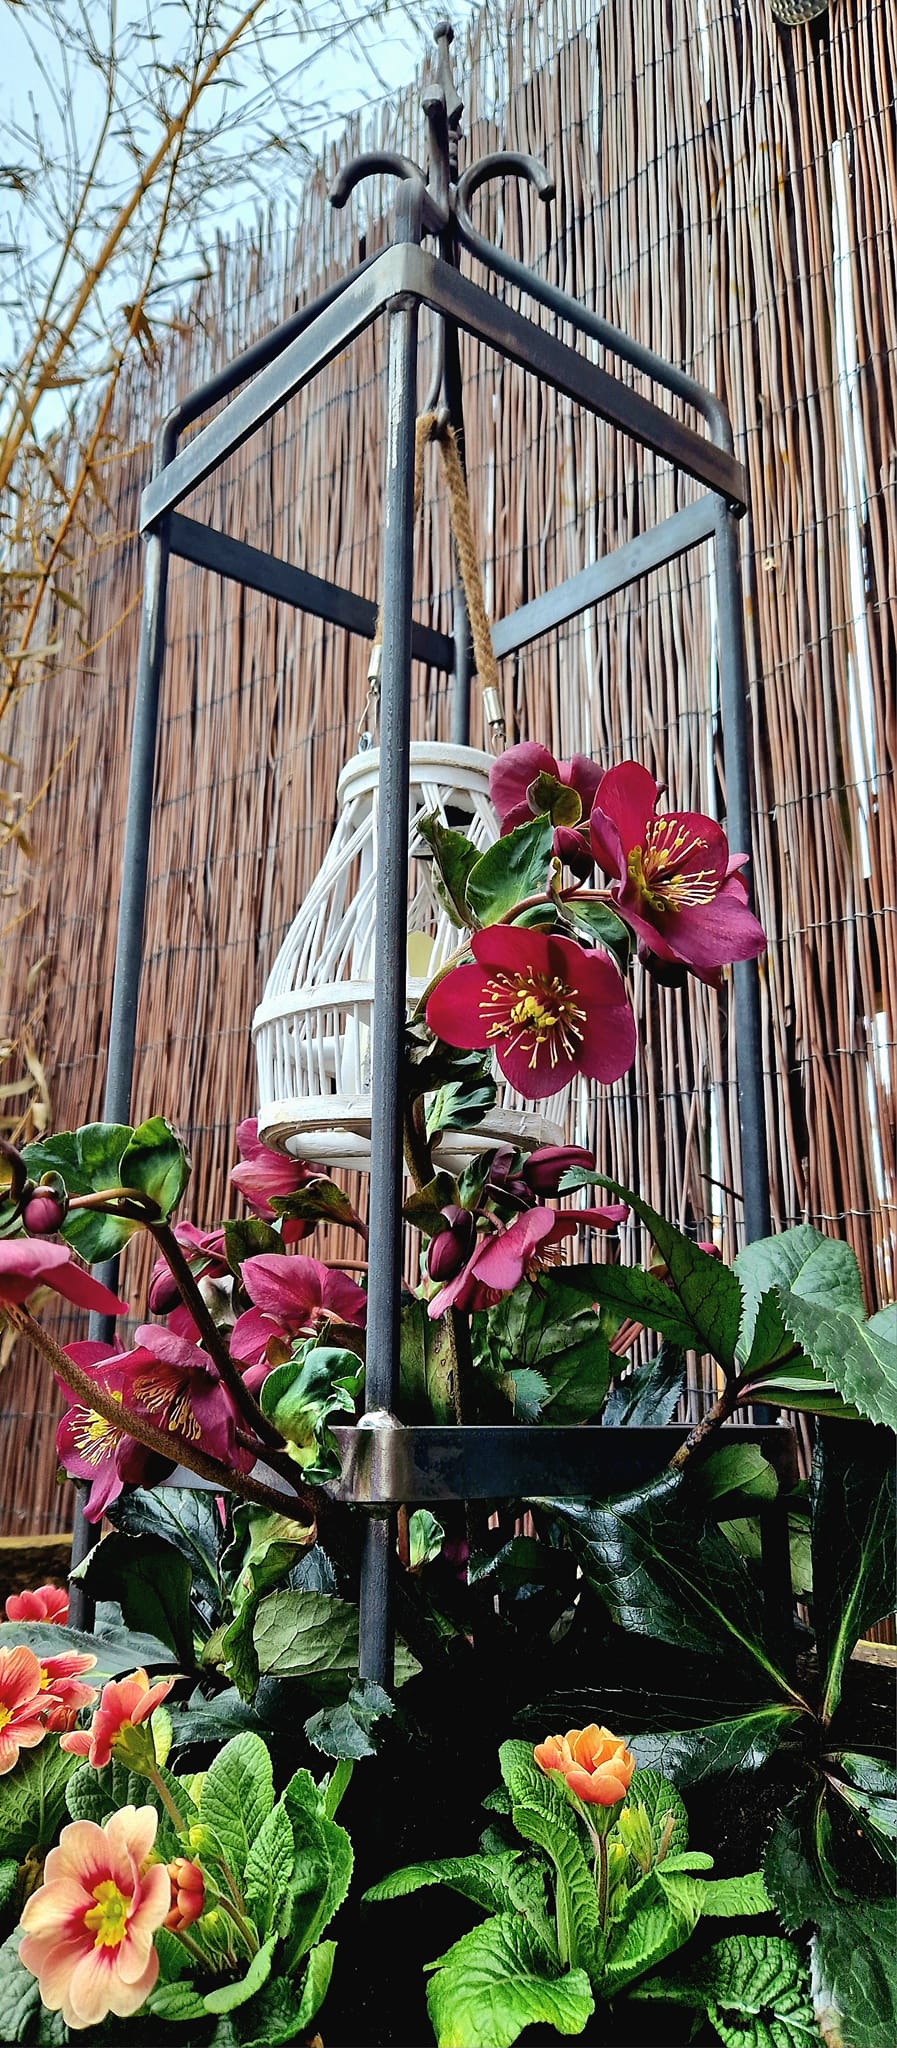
[362,410,506,749]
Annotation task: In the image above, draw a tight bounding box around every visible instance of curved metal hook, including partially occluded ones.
[328,151,445,235]
[454,149,731,448]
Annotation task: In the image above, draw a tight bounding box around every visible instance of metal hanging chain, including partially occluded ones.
[361,409,506,748]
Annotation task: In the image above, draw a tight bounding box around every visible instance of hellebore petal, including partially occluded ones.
[0,1241,128,1317]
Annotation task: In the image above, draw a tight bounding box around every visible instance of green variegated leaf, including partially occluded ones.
[425,1913,594,2048]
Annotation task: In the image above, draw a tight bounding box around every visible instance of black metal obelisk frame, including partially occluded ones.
[72,23,782,1680]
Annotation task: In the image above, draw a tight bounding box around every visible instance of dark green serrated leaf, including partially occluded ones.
[764,1793,897,2048]
[779,1286,897,1429]
[603,1342,686,1427]
[563,1174,744,1369]
[631,1707,804,1787]
[811,1422,896,1721]
[72,1530,195,1664]
[465,814,555,926]
[106,1485,223,1609]
[426,1913,594,2048]
[304,1678,395,1761]
[538,1474,797,1697]
[556,1260,700,1350]
[735,1227,864,1370]
[634,1932,816,2048]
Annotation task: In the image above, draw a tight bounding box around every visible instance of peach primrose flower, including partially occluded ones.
[0,1646,57,1774]
[534,1724,636,1807]
[165,1856,205,1932]
[37,1651,98,1733]
[60,1669,174,1769]
[18,1804,170,2030]
[5,1584,69,1624]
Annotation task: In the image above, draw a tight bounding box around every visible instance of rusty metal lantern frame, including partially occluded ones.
[79,23,792,1683]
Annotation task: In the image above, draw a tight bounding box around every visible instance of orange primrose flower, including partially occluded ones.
[0,1646,59,1774]
[534,1724,635,1807]
[60,1669,174,1769]
[165,1856,205,1932]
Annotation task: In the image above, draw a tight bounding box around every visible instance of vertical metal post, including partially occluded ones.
[714,507,772,1250]
[67,431,176,1629]
[358,192,422,1686]
[443,317,472,748]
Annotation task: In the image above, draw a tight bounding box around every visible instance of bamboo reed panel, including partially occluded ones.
[1,0,893,1540]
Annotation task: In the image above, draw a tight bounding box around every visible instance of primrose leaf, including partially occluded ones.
[633,1932,816,2048]
[200,1732,274,1883]
[698,1870,773,1916]
[0,1930,48,2045]
[204,1934,276,2014]
[244,1801,296,1937]
[0,1740,78,1861]
[620,1769,689,1855]
[281,1771,353,1971]
[465,814,555,925]
[365,1851,542,1917]
[601,1870,701,1994]
[426,1913,594,2048]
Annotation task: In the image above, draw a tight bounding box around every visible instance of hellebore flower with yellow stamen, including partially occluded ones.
[55,1343,175,1523]
[18,1805,170,2031]
[589,762,766,986]
[426,926,636,1100]
[489,741,603,877]
[534,1725,636,1807]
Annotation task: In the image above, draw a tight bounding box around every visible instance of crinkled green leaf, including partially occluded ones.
[281,1769,353,1971]
[464,814,554,926]
[0,1929,43,2045]
[293,1939,337,2030]
[0,1739,78,1860]
[365,1851,542,1918]
[811,1422,896,1721]
[244,1801,296,1937]
[147,1980,210,2021]
[200,1732,274,1882]
[601,1872,701,1994]
[0,1859,18,1913]
[698,1870,773,1916]
[254,1589,420,1695]
[426,1913,594,2048]
[304,1678,395,1761]
[631,1707,804,1786]
[634,1932,816,2047]
[71,1530,195,1664]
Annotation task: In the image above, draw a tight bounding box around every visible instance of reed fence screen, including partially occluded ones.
[1,0,894,1535]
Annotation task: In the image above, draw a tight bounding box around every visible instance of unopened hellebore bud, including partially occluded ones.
[147,1264,181,1315]
[426,1207,477,1284]
[521,1145,595,1198]
[21,1189,67,1236]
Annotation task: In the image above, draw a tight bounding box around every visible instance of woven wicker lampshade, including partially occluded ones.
[252,740,566,1171]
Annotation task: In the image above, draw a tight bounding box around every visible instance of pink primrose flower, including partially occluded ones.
[36,1651,98,1732]
[5,1584,69,1625]
[61,1669,175,1769]
[589,762,766,986]
[0,1240,127,1316]
[490,742,601,876]
[0,1645,58,1774]
[230,1253,367,1373]
[18,1804,170,2030]
[426,925,636,1100]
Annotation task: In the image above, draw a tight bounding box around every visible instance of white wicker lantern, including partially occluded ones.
[252,740,566,1171]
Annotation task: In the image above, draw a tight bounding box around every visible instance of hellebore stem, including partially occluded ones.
[668,1375,740,1469]
[5,1305,318,1525]
[147,1219,285,1454]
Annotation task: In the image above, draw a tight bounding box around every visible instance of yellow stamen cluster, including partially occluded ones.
[131,1374,202,1442]
[481,970,585,1072]
[71,1394,124,1466]
[629,818,719,913]
[84,1879,129,1949]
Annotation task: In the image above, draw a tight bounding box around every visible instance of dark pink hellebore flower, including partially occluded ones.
[426,926,636,1100]
[147,1222,228,1315]
[427,1201,626,1319]
[230,1254,367,1374]
[490,743,601,876]
[589,762,766,986]
[230,1119,317,1244]
[0,1241,127,1317]
[55,1343,169,1523]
